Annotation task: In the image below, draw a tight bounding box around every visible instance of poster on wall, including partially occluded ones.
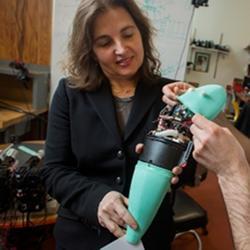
[194,52,211,72]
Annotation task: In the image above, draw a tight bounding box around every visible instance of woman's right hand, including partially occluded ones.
[97,191,137,238]
[162,81,193,106]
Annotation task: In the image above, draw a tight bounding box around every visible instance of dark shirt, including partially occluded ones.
[113,95,134,135]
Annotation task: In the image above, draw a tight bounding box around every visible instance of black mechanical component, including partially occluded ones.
[13,156,46,213]
[0,145,46,214]
[140,103,195,178]
[9,60,32,86]
[140,103,208,187]
[149,104,194,145]
[0,165,11,213]
[0,152,17,213]
[192,0,209,8]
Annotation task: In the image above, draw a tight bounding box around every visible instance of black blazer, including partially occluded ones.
[41,77,176,250]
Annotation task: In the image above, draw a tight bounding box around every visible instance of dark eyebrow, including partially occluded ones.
[94,35,110,43]
[120,25,136,33]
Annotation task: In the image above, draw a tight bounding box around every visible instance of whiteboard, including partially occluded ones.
[51,0,194,100]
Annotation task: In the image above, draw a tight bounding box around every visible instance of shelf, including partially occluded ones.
[0,60,50,110]
[191,45,229,55]
[0,60,50,76]
[0,99,47,130]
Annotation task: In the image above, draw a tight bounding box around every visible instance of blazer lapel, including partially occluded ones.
[86,82,122,144]
[124,79,160,141]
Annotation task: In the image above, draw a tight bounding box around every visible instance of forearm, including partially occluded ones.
[214,113,250,164]
[218,161,250,250]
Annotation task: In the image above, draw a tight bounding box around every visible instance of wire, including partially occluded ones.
[175,230,202,250]
[0,100,47,124]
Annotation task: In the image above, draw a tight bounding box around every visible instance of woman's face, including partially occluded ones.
[92,7,144,82]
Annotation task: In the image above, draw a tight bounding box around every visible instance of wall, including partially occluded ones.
[0,0,52,65]
[185,0,250,86]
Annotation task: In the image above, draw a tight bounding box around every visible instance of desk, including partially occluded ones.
[0,99,48,144]
[0,99,47,131]
[0,199,58,229]
[0,200,57,250]
[0,61,49,142]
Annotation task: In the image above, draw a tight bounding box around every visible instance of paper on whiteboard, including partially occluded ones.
[136,0,194,80]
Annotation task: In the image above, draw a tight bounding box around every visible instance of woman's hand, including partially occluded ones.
[190,114,247,176]
[97,191,137,238]
[162,82,193,106]
[135,143,183,185]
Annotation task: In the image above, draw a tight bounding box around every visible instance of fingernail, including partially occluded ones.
[180,163,187,168]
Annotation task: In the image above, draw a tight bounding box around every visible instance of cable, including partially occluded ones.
[0,100,47,124]
[8,60,48,139]
[175,230,202,250]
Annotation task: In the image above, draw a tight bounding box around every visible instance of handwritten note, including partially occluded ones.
[137,0,194,79]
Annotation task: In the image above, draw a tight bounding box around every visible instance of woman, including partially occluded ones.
[41,0,180,249]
